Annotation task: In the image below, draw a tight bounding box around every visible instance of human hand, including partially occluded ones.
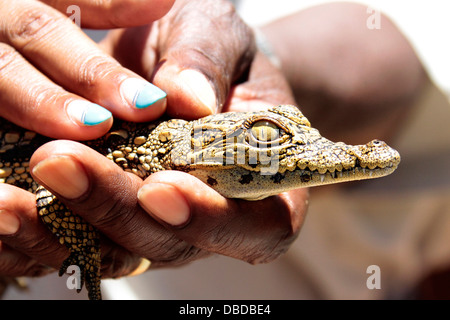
[0,0,308,280]
[0,0,173,280]
[0,0,174,140]
[102,0,308,266]
[100,0,296,118]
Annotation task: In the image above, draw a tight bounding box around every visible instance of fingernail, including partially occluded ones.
[138,183,190,227]
[67,100,112,126]
[121,78,167,109]
[0,209,20,235]
[178,69,217,114]
[32,156,89,199]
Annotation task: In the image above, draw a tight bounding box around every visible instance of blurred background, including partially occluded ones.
[238,0,450,94]
[3,0,450,300]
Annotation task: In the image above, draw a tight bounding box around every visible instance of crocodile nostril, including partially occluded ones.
[372,140,382,146]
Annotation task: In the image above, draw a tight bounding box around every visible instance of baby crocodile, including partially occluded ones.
[0,105,400,299]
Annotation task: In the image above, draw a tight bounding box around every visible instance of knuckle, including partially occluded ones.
[208,226,251,257]
[24,86,68,129]
[15,232,67,266]
[8,7,66,50]
[0,256,22,276]
[75,53,120,92]
[84,192,206,266]
[168,245,206,265]
[250,230,298,264]
[0,242,53,277]
[100,248,141,278]
[0,44,19,73]
[0,258,48,278]
[149,235,206,266]
[0,43,17,71]
[21,263,52,277]
[205,222,294,264]
[30,86,65,110]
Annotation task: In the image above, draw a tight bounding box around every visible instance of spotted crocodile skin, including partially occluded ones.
[0,105,400,299]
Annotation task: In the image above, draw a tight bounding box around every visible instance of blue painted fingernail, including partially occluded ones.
[121,78,167,109]
[67,100,112,126]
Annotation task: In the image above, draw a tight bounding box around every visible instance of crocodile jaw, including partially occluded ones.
[184,136,401,200]
[188,159,399,201]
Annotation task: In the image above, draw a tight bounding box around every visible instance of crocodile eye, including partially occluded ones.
[251,121,280,142]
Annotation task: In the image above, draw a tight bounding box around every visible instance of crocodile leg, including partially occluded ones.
[35,186,102,300]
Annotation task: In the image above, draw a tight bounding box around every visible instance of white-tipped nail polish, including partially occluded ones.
[121,78,167,109]
[67,100,112,126]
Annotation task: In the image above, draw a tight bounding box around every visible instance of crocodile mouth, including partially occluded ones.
[292,162,399,185]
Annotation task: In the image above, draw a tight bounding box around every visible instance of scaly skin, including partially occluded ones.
[0,105,400,299]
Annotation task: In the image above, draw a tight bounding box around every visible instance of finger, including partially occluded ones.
[0,1,167,131]
[0,43,113,140]
[0,184,69,272]
[105,0,256,119]
[0,242,53,278]
[137,171,308,264]
[0,182,152,279]
[155,0,256,118]
[29,140,207,266]
[40,0,175,28]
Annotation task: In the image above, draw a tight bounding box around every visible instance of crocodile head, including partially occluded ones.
[170,105,401,200]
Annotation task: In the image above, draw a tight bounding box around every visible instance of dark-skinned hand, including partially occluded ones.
[0,0,307,280]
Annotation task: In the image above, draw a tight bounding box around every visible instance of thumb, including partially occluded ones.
[137,171,307,264]
[152,0,256,119]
